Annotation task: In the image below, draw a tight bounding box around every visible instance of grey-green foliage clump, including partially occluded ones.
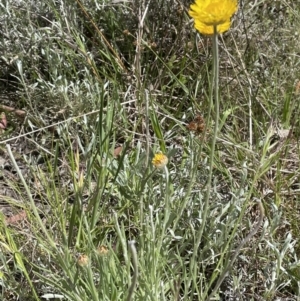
[0,0,300,300]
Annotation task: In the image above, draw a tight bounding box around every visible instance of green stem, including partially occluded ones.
[127,241,138,301]
[192,26,219,300]
[158,166,170,251]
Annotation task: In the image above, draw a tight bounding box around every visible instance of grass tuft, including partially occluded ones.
[1,0,300,300]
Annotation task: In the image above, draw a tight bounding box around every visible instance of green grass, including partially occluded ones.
[0,0,300,300]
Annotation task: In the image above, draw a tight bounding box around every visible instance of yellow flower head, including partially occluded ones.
[152,153,168,169]
[189,0,238,35]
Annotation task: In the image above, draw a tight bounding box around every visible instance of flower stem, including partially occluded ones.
[127,241,138,301]
[193,26,219,295]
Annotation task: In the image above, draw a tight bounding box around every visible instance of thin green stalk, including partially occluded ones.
[186,25,220,299]
[127,241,138,301]
[191,26,219,297]
[157,165,170,252]
[86,264,99,301]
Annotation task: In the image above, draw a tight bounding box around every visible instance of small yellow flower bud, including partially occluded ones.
[152,153,168,169]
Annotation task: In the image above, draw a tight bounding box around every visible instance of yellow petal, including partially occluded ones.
[189,0,238,34]
[193,19,232,35]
